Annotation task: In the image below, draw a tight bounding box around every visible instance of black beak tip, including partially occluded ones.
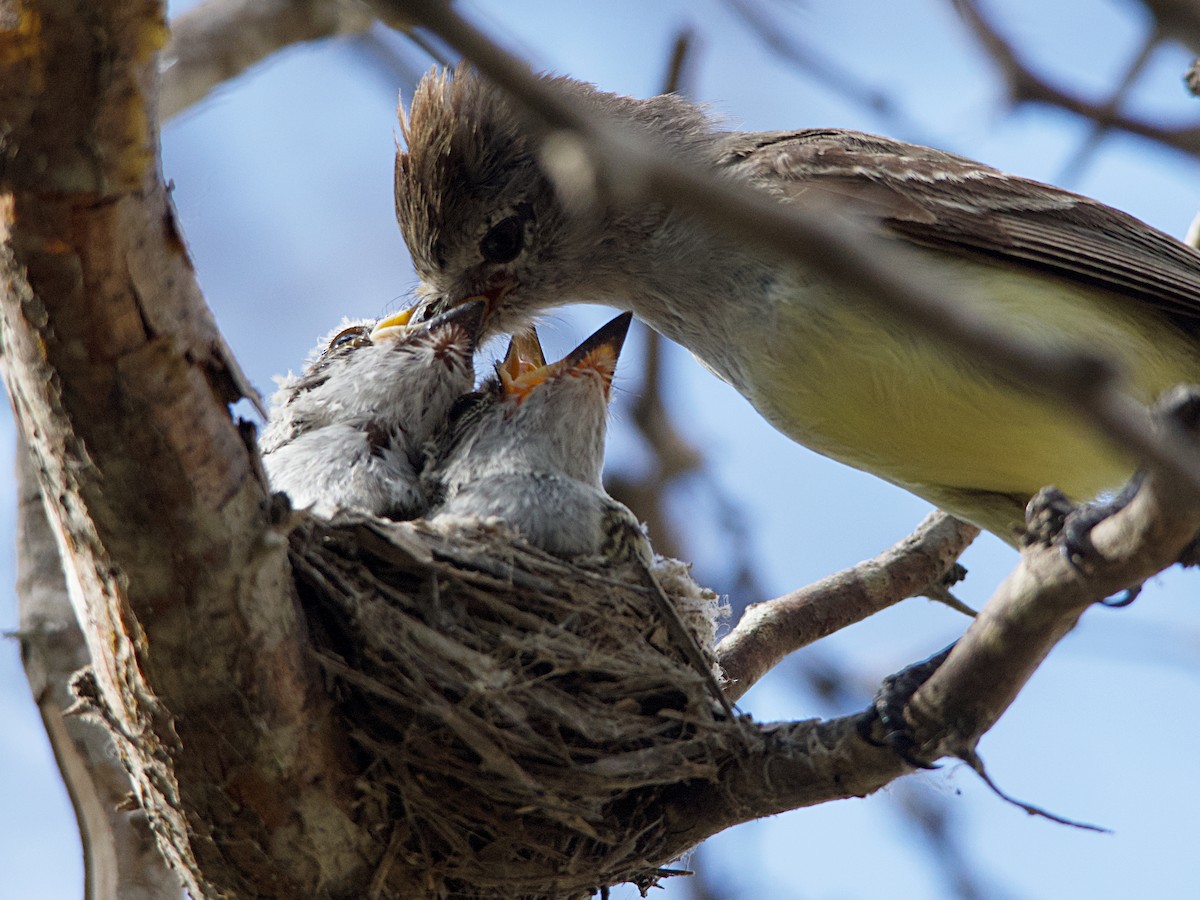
[427,299,486,348]
[568,311,633,366]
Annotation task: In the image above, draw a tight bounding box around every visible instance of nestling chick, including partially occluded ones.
[425,312,636,559]
[260,301,483,518]
[426,311,728,690]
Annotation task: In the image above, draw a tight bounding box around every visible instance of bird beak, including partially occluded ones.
[423,298,486,350]
[475,275,517,317]
[499,328,547,391]
[560,311,632,398]
[499,312,632,401]
[431,275,517,325]
[370,299,486,348]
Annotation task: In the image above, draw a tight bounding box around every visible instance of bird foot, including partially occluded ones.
[856,645,953,770]
[1022,484,1145,606]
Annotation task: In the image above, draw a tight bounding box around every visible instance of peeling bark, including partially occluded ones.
[1,2,363,895]
[16,436,179,900]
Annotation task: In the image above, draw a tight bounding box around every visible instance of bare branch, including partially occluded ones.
[906,391,1200,762]
[952,0,1200,162]
[1056,32,1158,182]
[662,401,1200,851]
[717,513,979,702]
[1139,0,1200,53]
[162,0,375,119]
[660,27,696,97]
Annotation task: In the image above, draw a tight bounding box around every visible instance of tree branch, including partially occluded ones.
[0,1,364,894]
[9,2,1200,895]
[660,396,1200,848]
[15,438,178,900]
[161,0,375,119]
[907,392,1200,761]
[1139,0,1200,53]
[722,0,933,141]
[717,512,979,702]
[952,0,1200,162]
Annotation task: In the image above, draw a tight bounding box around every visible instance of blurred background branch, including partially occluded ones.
[952,0,1200,164]
[162,0,376,118]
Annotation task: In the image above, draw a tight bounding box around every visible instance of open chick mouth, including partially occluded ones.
[498,312,632,403]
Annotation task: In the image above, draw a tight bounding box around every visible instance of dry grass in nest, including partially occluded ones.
[289,513,749,899]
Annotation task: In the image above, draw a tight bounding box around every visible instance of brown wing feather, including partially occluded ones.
[719,129,1200,327]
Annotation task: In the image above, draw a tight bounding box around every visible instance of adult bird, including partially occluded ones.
[260,300,483,518]
[395,66,1200,542]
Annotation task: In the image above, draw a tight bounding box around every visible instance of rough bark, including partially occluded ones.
[16,437,179,900]
[0,1,363,895]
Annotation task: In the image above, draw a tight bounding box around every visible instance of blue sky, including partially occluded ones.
[2,1,1199,897]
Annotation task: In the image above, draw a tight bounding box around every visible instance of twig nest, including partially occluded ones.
[290,514,744,899]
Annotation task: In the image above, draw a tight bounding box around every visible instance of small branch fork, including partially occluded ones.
[716,512,978,703]
[661,390,1200,850]
[952,0,1200,163]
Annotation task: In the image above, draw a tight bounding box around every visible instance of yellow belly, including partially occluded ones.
[743,260,1200,536]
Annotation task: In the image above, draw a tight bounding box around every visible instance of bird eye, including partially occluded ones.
[479,214,525,264]
[327,326,369,352]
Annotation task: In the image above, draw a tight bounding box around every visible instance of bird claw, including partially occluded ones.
[1061,475,1143,571]
[1022,483,1146,606]
[1021,486,1075,550]
[857,645,953,770]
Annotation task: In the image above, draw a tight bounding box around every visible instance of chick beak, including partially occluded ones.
[500,312,632,402]
[369,306,415,342]
[500,328,547,380]
[370,299,486,349]
[499,327,549,399]
[560,312,632,398]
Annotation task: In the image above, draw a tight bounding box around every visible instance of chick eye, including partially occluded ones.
[479,214,525,264]
[327,326,369,352]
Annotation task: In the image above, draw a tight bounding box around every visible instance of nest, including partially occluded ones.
[289,514,747,899]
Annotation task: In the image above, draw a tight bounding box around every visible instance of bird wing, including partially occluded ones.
[718,129,1200,327]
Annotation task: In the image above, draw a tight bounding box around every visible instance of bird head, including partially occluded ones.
[435,312,632,487]
[395,65,712,337]
[261,300,485,453]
